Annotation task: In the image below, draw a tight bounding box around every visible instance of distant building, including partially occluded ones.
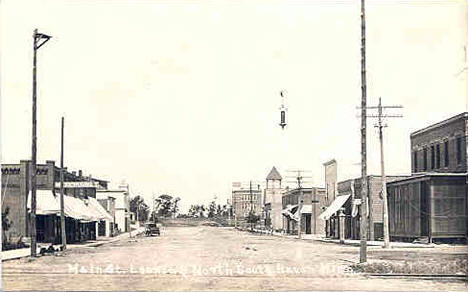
[388,112,468,242]
[323,159,338,205]
[231,183,262,222]
[97,196,116,237]
[96,188,130,233]
[282,187,326,236]
[264,167,283,231]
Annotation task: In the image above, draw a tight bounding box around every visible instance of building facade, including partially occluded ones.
[323,176,407,241]
[323,159,338,205]
[97,196,116,237]
[231,183,262,223]
[387,174,466,242]
[96,189,130,233]
[264,167,283,231]
[411,112,467,174]
[1,160,110,246]
[282,187,326,235]
[388,112,468,242]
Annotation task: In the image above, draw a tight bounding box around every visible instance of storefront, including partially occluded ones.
[27,190,112,244]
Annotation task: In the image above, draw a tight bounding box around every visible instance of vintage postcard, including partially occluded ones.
[1,0,467,291]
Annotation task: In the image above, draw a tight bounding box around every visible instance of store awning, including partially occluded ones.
[282,204,297,216]
[88,197,113,221]
[282,205,299,221]
[64,195,96,221]
[318,194,351,220]
[27,190,102,222]
[26,190,60,215]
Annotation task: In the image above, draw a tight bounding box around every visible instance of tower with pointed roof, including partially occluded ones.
[264,166,283,231]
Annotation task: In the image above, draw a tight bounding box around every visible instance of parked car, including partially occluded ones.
[145,222,160,236]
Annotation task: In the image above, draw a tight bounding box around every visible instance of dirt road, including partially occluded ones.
[2,226,466,291]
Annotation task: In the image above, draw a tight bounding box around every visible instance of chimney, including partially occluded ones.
[78,170,82,177]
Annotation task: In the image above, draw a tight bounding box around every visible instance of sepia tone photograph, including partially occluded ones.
[1,0,467,291]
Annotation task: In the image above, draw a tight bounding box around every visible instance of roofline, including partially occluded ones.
[387,172,467,184]
[96,189,128,193]
[266,166,282,180]
[337,174,411,184]
[410,112,468,138]
[285,186,326,193]
[323,159,337,166]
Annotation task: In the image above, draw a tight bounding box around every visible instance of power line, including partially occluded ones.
[364,97,403,248]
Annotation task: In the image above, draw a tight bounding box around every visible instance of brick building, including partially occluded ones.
[411,112,467,173]
[282,187,326,235]
[1,160,110,246]
[388,112,468,242]
[322,175,407,240]
[231,183,262,223]
[323,159,338,205]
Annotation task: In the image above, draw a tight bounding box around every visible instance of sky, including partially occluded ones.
[1,0,467,213]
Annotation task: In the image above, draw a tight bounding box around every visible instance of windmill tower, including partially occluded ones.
[264,167,283,231]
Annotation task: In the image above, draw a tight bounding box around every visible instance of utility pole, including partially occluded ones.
[359,0,368,264]
[250,181,253,232]
[59,117,67,250]
[313,190,317,234]
[297,175,303,239]
[128,185,132,238]
[286,170,312,239]
[136,201,139,223]
[365,97,403,248]
[30,29,51,257]
[152,193,156,222]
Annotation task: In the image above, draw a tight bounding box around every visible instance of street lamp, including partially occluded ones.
[279,90,287,130]
[30,29,51,257]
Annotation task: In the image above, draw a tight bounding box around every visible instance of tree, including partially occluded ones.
[198,205,206,218]
[171,197,181,216]
[246,211,260,231]
[208,201,217,218]
[130,195,149,222]
[154,195,181,218]
[188,205,197,217]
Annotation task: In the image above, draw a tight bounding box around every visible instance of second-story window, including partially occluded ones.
[413,151,418,172]
[430,145,435,170]
[436,144,440,169]
[457,137,462,164]
[423,148,428,171]
[444,140,449,167]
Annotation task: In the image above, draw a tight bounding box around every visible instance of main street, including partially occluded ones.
[2,225,466,291]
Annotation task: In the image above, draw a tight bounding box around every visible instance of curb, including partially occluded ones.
[1,229,145,261]
[237,228,436,249]
[365,273,468,281]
